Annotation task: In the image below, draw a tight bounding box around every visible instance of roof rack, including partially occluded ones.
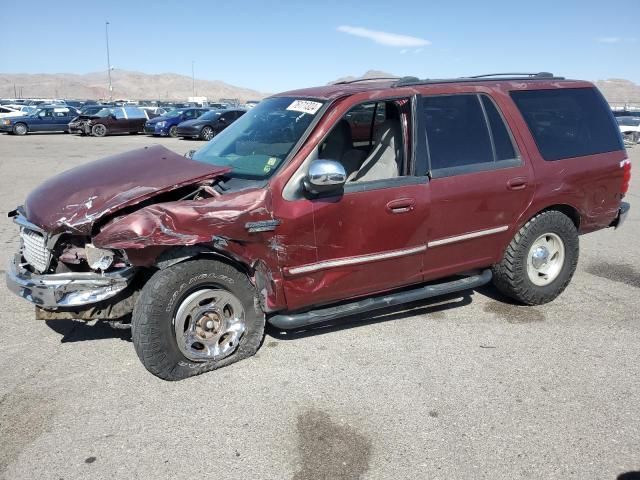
[465,72,556,79]
[393,72,565,88]
[332,77,400,85]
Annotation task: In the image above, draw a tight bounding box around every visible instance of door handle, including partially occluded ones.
[386,198,415,213]
[507,177,528,191]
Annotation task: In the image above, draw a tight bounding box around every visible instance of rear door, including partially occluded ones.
[419,93,535,279]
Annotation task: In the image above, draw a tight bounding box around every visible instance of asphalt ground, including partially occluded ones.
[0,131,638,480]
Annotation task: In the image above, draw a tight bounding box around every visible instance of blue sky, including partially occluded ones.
[0,0,638,93]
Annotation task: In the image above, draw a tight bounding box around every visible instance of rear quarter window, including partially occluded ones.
[510,87,623,161]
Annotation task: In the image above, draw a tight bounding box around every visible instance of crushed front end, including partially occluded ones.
[6,211,137,319]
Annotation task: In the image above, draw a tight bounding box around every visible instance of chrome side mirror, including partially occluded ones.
[304,159,346,195]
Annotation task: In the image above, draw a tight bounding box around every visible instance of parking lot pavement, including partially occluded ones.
[0,132,638,480]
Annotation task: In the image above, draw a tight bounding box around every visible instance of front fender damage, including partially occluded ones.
[93,188,286,312]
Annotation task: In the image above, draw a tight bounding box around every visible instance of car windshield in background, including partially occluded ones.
[162,109,185,118]
[95,108,113,117]
[199,110,222,120]
[191,97,324,178]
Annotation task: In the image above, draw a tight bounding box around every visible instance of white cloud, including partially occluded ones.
[337,25,431,47]
[596,36,621,43]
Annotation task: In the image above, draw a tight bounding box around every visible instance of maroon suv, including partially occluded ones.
[6,73,631,380]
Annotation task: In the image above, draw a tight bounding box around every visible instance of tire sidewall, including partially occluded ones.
[169,125,178,137]
[201,126,214,140]
[132,260,264,380]
[13,123,27,135]
[514,212,578,301]
[92,124,107,137]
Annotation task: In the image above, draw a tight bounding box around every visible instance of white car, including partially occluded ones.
[617,116,640,143]
[0,105,23,118]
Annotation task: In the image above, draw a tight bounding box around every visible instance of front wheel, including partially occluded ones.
[492,210,579,305]
[131,259,265,380]
[12,123,28,135]
[200,126,215,141]
[91,124,107,137]
[168,125,178,138]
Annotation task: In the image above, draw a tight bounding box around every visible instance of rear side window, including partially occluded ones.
[510,88,623,161]
[423,94,519,177]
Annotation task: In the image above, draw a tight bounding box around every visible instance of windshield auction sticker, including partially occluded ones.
[286,100,322,115]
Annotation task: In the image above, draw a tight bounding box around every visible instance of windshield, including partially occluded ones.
[161,109,185,118]
[199,110,222,120]
[94,108,113,117]
[191,97,324,178]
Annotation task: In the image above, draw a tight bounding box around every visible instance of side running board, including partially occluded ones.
[268,269,492,330]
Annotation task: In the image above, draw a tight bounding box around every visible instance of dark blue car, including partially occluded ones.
[144,107,210,137]
[0,105,79,135]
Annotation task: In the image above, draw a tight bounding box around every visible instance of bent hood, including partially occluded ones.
[23,145,229,235]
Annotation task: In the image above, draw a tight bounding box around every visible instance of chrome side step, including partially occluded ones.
[268,269,492,330]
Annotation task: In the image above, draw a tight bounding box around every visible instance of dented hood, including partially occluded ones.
[23,145,230,235]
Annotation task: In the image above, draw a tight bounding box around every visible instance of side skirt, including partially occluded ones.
[268,269,492,330]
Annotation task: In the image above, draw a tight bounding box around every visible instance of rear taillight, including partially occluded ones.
[621,159,631,195]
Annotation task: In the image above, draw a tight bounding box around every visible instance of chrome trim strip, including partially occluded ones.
[428,226,509,247]
[286,245,427,276]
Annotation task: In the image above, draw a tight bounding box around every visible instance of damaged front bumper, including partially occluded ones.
[6,254,136,309]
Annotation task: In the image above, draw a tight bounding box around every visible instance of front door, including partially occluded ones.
[418,92,535,279]
[280,96,431,310]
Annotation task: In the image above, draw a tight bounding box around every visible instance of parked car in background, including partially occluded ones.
[0,105,22,118]
[68,106,150,136]
[0,105,79,135]
[176,108,246,140]
[144,107,211,137]
[617,116,640,143]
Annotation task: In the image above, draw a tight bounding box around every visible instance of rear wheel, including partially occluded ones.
[131,259,265,380]
[91,124,107,137]
[492,211,579,305]
[12,123,27,135]
[200,126,215,141]
[168,125,178,138]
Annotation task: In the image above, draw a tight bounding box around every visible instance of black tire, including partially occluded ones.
[491,211,579,305]
[168,125,178,138]
[91,124,107,137]
[131,259,265,380]
[12,123,28,135]
[200,126,215,141]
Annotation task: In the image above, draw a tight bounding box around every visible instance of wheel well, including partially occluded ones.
[539,204,581,229]
[154,245,252,277]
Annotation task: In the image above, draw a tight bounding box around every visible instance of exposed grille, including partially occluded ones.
[21,228,50,273]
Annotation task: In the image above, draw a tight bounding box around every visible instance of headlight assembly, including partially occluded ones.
[85,244,114,271]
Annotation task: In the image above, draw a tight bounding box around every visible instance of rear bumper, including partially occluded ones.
[611,202,631,229]
[6,254,136,309]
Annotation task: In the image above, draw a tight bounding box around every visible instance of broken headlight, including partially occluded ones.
[85,244,115,271]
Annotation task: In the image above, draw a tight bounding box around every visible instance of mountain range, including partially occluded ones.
[1,70,639,104]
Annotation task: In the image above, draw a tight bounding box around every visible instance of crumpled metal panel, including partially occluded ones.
[23,145,230,235]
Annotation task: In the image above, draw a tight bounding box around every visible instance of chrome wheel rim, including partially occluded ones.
[202,127,214,140]
[173,288,246,362]
[93,125,106,136]
[526,233,565,286]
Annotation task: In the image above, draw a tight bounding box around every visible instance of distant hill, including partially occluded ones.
[329,71,640,104]
[0,70,267,102]
[594,79,640,105]
[330,70,399,84]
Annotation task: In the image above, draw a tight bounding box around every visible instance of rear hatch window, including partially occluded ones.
[510,87,623,161]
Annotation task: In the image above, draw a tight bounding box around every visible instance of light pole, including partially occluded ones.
[191,60,196,97]
[105,21,113,101]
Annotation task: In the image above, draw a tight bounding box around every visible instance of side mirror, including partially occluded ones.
[109,114,117,120]
[304,160,346,195]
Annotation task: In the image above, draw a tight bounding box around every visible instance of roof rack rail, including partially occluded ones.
[393,72,564,88]
[332,77,400,85]
[465,72,555,79]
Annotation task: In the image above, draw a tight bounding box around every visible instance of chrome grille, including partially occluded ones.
[21,228,50,273]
